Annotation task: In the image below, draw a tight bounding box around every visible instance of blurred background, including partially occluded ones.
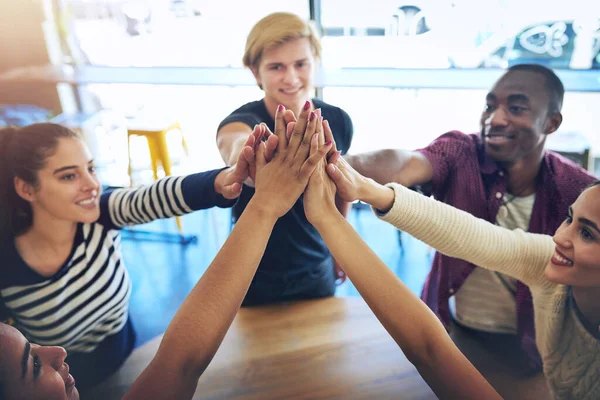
[1,0,599,187]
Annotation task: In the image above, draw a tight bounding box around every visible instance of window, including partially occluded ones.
[65,0,308,67]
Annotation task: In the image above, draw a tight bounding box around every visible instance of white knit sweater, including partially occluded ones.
[376,183,600,400]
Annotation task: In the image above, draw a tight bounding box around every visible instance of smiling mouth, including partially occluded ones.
[551,249,574,267]
[76,197,96,206]
[280,87,302,95]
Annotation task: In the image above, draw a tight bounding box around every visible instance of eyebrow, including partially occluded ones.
[53,159,94,175]
[265,58,308,67]
[507,93,530,103]
[485,93,496,102]
[570,207,600,234]
[21,342,30,379]
[579,217,600,234]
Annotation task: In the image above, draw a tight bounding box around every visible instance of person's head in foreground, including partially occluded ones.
[480,63,564,166]
[0,323,78,399]
[243,12,321,115]
[547,181,600,287]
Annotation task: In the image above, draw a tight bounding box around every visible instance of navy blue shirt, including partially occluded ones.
[218,99,353,277]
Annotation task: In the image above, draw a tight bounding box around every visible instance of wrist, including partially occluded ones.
[245,196,280,224]
[311,207,345,231]
[213,167,232,195]
[359,178,395,213]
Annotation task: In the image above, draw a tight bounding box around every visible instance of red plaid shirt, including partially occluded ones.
[417,131,596,369]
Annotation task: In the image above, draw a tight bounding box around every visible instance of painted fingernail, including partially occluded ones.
[309,111,315,121]
[325,140,332,146]
[277,104,284,112]
[303,100,310,110]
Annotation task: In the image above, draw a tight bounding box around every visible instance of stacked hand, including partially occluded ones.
[251,103,332,220]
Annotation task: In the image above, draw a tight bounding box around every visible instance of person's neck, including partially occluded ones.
[500,148,545,197]
[263,97,311,121]
[20,215,77,250]
[572,286,600,328]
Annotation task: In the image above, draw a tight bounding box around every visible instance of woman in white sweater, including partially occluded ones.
[324,152,599,400]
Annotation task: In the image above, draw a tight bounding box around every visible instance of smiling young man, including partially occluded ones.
[216,12,354,306]
[346,64,596,374]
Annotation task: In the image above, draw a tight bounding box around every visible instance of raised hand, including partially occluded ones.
[327,147,394,213]
[217,124,278,198]
[303,116,337,226]
[252,103,332,220]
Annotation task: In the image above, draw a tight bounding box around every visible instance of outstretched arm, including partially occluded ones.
[303,124,501,400]
[123,104,332,400]
[328,154,553,286]
[344,149,433,194]
[100,127,273,229]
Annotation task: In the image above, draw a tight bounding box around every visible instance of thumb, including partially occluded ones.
[242,146,254,168]
[235,147,250,172]
[326,163,341,182]
[221,182,242,199]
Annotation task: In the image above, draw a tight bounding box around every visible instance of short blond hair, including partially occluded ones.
[243,12,322,70]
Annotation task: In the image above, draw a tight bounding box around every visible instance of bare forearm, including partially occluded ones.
[316,214,446,358]
[346,150,432,187]
[218,133,250,165]
[156,199,277,375]
[314,214,500,399]
[334,194,350,218]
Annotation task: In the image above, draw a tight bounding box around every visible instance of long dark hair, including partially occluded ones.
[0,123,79,241]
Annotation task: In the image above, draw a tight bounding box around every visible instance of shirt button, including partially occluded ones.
[449,288,455,295]
[495,192,502,199]
[498,171,504,176]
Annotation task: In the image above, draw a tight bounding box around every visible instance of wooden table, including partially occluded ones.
[90,297,550,399]
[90,297,436,399]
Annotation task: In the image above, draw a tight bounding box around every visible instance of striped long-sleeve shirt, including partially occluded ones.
[0,169,233,362]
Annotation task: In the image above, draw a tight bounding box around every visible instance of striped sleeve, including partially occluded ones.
[98,168,235,229]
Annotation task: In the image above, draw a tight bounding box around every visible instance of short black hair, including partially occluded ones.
[506,63,564,115]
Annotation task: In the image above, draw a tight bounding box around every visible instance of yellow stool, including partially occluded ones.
[126,118,189,232]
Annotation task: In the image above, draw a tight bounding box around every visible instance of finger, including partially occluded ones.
[322,120,339,158]
[286,121,296,143]
[235,145,250,172]
[328,150,342,164]
[288,100,312,154]
[274,104,287,153]
[309,132,318,157]
[326,163,339,180]
[250,125,263,151]
[221,182,242,199]
[315,115,325,147]
[283,109,297,125]
[265,135,279,162]
[261,122,274,139]
[255,141,268,171]
[251,124,261,140]
[293,110,318,164]
[242,146,255,169]
[299,140,333,181]
[247,128,258,145]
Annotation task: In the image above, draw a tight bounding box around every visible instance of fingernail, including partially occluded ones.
[309,111,315,121]
[277,104,284,112]
[325,140,332,146]
[315,108,322,117]
[303,100,310,111]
